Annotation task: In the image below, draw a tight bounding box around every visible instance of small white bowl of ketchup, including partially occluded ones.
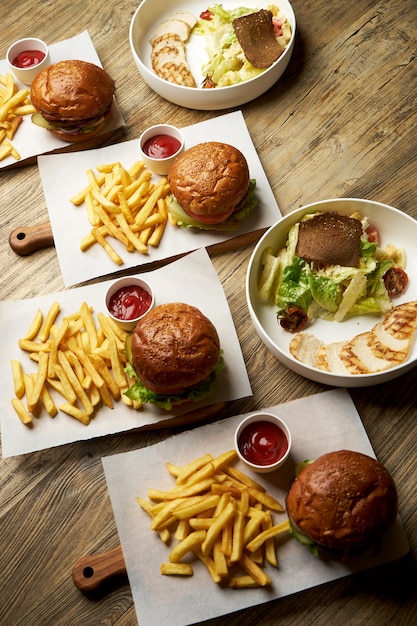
[105,276,155,331]
[139,124,184,176]
[6,38,50,85]
[235,412,292,473]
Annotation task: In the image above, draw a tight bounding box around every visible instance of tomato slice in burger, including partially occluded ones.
[184,206,236,224]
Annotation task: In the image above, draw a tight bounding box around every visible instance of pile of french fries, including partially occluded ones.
[0,72,36,161]
[10,300,141,427]
[137,450,290,588]
[70,160,171,265]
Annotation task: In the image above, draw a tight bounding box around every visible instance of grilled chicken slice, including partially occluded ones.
[149,11,197,87]
[289,300,417,374]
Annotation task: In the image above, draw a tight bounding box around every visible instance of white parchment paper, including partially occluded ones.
[37,110,281,287]
[0,249,252,457]
[102,389,409,626]
[0,30,125,168]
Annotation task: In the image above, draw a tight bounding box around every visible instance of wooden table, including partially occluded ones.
[1,0,416,624]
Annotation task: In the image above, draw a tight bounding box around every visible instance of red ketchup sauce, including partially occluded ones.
[13,50,45,68]
[238,420,288,466]
[143,134,181,159]
[108,285,152,321]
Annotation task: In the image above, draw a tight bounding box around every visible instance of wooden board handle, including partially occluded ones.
[72,545,126,593]
[9,222,54,255]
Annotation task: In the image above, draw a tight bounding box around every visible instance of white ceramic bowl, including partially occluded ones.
[105,276,155,331]
[129,0,296,111]
[139,124,184,175]
[235,412,291,473]
[246,198,417,387]
[6,38,50,85]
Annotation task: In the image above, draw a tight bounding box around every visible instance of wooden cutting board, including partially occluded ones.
[72,545,126,593]
[9,222,266,256]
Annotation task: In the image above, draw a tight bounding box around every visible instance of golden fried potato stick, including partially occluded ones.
[238,553,272,587]
[175,453,214,485]
[40,384,58,418]
[57,351,94,416]
[201,501,235,556]
[160,562,193,576]
[37,301,61,343]
[10,359,25,399]
[59,403,91,425]
[246,520,291,554]
[169,530,206,563]
[228,574,261,588]
[11,398,32,425]
[27,351,49,413]
[247,488,285,512]
[92,227,124,265]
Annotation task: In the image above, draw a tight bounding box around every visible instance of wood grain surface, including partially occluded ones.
[1,1,416,625]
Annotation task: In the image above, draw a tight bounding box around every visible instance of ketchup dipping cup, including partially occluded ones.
[235,412,292,473]
[6,38,50,85]
[105,276,155,331]
[139,124,184,175]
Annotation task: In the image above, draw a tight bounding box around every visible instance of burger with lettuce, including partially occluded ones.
[124,302,224,410]
[167,141,257,230]
[286,450,398,558]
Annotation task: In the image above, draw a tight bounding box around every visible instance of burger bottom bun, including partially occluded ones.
[286,450,398,553]
[47,103,113,144]
[131,302,220,395]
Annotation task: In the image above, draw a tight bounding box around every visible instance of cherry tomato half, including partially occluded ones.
[278,306,309,333]
[365,225,379,244]
[383,267,408,298]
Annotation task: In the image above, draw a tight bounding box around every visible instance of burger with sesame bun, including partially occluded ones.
[124,302,224,410]
[167,141,258,230]
[30,60,115,143]
[285,449,398,559]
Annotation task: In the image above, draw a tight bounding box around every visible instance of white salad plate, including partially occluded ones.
[246,198,417,387]
[129,0,296,110]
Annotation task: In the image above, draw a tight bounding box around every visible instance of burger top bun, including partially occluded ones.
[30,60,115,122]
[131,302,220,395]
[286,450,398,553]
[168,142,250,221]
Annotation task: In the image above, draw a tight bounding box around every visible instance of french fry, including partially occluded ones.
[59,402,91,425]
[160,562,193,576]
[27,351,48,413]
[228,574,261,588]
[93,227,124,265]
[247,487,285,512]
[72,160,171,264]
[11,398,32,425]
[37,301,60,342]
[57,351,94,415]
[137,450,290,589]
[169,530,206,563]
[176,453,214,484]
[12,301,134,426]
[10,359,25,399]
[238,553,272,587]
[40,385,58,418]
[201,501,235,556]
[0,74,35,160]
[246,520,291,554]
[89,353,120,400]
